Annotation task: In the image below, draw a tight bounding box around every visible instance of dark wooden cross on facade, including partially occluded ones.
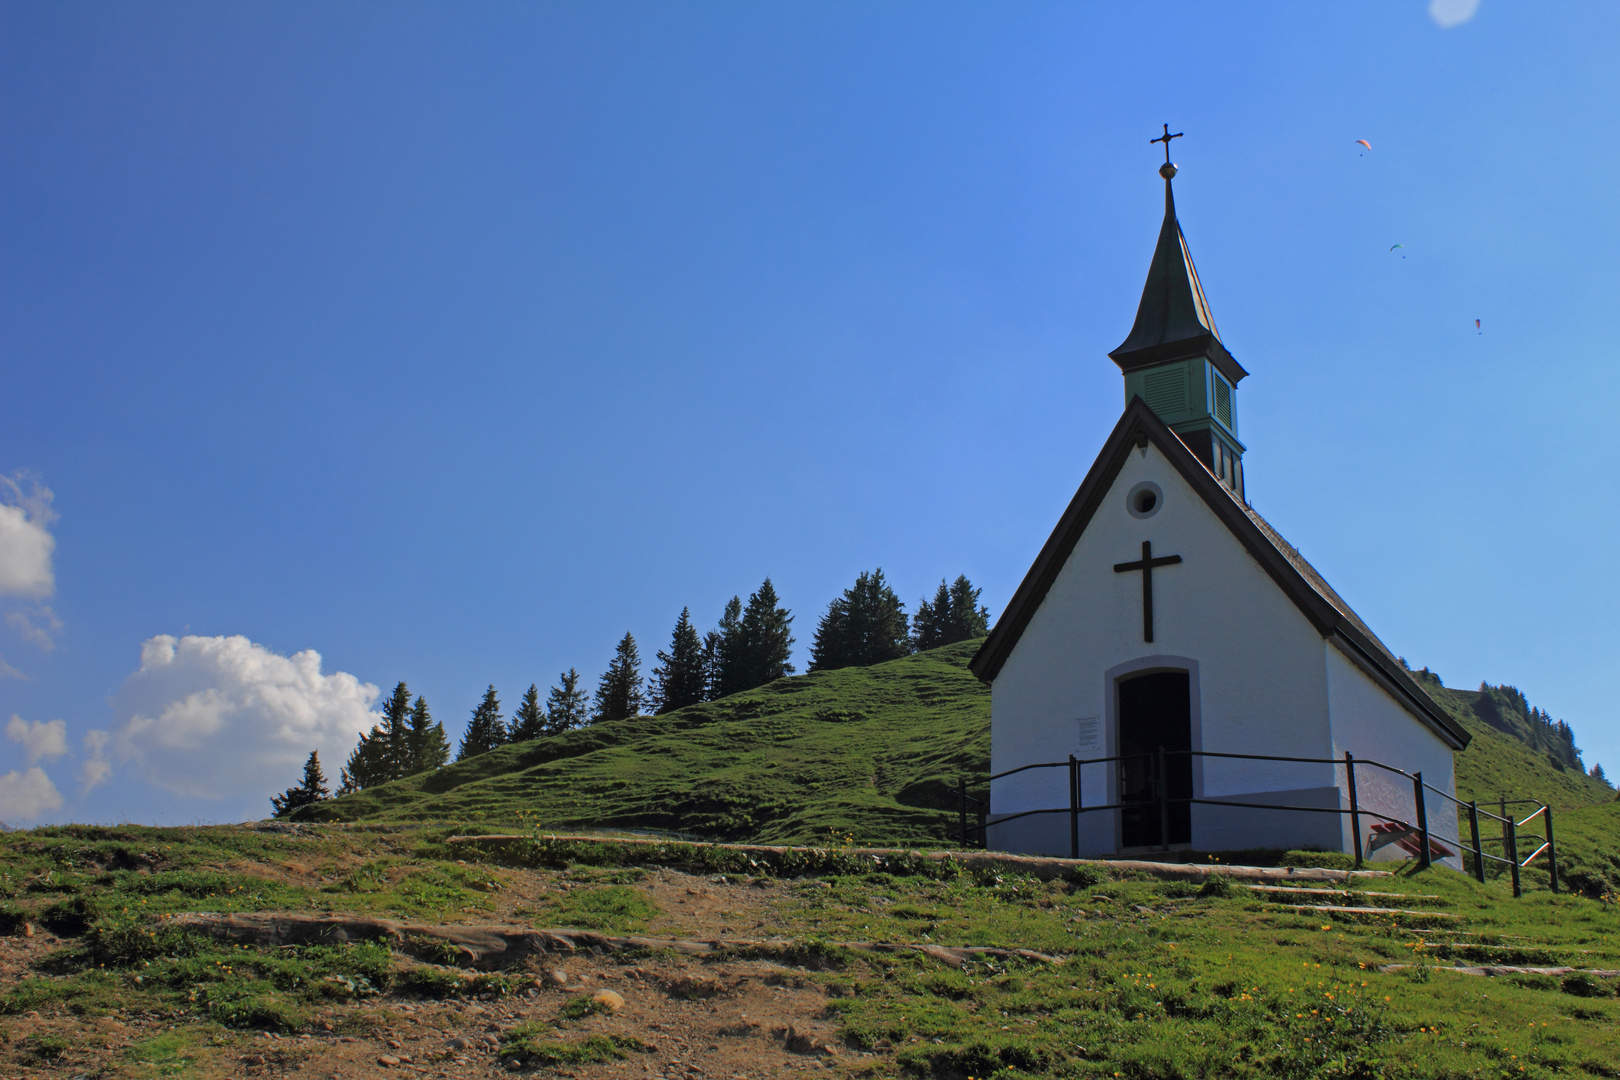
[1114,540,1182,643]
[1150,123,1183,164]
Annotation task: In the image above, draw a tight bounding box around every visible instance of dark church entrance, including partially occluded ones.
[1118,671,1193,848]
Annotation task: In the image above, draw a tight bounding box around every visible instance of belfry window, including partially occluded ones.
[1213,375,1232,428]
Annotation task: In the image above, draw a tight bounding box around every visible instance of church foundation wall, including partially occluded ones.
[1191,784,1344,854]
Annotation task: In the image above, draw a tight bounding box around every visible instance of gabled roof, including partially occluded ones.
[968,398,1469,750]
[1109,179,1248,387]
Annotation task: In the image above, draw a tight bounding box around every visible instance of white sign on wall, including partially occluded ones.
[1076,716,1102,755]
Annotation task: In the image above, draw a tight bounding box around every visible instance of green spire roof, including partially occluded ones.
[1109,175,1247,386]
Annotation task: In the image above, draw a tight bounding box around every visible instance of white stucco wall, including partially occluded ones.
[1325,645,1461,869]
[989,442,1339,856]
[988,440,1461,863]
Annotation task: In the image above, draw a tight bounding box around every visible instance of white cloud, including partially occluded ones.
[1428,0,1480,28]
[6,714,68,764]
[111,634,380,801]
[0,474,56,600]
[7,606,62,651]
[0,766,63,822]
[0,655,24,682]
[79,729,112,792]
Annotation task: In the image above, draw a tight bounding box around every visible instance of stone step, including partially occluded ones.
[1284,904,1462,920]
[1247,885,1443,901]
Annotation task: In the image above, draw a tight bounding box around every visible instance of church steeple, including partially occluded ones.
[1110,127,1248,500]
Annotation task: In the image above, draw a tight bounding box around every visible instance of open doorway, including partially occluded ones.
[1117,670,1192,848]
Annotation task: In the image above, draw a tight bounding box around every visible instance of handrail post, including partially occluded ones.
[1413,771,1430,869]
[1543,805,1559,894]
[958,776,967,849]
[1156,745,1171,852]
[1068,754,1080,860]
[1502,796,1520,898]
[1345,752,1363,869]
[1468,801,1485,883]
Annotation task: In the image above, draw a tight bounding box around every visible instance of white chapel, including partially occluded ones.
[970,139,1470,865]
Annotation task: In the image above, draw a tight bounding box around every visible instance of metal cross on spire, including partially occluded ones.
[1150,123,1183,164]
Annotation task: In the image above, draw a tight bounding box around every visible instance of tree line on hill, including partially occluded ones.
[269,571,989,816]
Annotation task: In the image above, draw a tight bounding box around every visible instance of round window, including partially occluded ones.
[1126,481,1163,519]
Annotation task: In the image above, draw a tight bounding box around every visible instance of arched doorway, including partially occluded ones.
[1117,670,1192,848]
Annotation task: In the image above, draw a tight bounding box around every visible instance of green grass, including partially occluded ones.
[529,883,659,931]
[3,822,1619,1077]
[294,641,1617,867]
[295,640,993,845]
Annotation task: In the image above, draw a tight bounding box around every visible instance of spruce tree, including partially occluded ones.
[593,632,645,724]
[701,629,723,702]
[406,695,450,774]
[651,607,707,714]
[457,685,508,761]
[713,596,745,698]
[544,668,589,734]
[271,750,330,817]
[509,684,547,742]
[337,725,390,794]
[379,681,412,780]
[735,577,795,692]
[912,574,991,651]
[810,568,909,672]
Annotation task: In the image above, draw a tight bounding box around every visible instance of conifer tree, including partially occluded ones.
[457,685,508,761]
[735,578,795,692]
[810,568,909,672]
[544,668,589,734]
[651,607,707,714]
[509,684,547,742]
[337,725,389,794]
[593,632,645,724]
[406,695,450,774]
[712,596,745,698]
[271,750,330,817]
[911,575,991,651]
[701,629,723,702]
[379,681,412,780]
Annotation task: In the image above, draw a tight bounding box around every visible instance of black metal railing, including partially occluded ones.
[955,748,1557,897]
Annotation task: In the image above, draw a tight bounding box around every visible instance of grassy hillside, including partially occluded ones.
[298,641,991,845]
[5,822,1620,1078]
[299,642,1615,865]
[1421,675,1613,810]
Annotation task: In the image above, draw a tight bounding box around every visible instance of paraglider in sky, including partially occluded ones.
[1355,139,1372,154]
[1475,319,1482,333]
[1390,244,1405,258]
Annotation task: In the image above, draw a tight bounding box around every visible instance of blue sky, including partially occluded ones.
[2,1,1616,825]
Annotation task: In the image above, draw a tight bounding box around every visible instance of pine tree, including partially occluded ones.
[701,629,724,702]
[593,632,645,724]
[1590,762,1609,785]
[379,681,412,780]
[544,668,589,734]
[406,695,450,774]
[912,574,991,651]
[651,607,708,714]
[713,596,745,698]
[271,750,330,817]
[810,568,909,671]
[337,725,390,794]
[734,577,795,692]
[509,684,547,742]
[457,685,508,761]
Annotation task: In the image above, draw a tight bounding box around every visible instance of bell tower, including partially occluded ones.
[1109,126,1248,501]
